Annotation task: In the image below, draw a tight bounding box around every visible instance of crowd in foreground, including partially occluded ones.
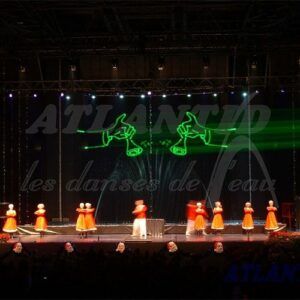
[0,239,300,299]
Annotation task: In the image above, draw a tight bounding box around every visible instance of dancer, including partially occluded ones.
[34,203,47,237]
[131,200,147,238]
[265,200,279,231]
[242,202,254,232]
[185,200,197,236]
[2,204,18,238]
[76,202,87,238]
[194,202,208,235]
[84,203,96,236]
[211,201,224,233]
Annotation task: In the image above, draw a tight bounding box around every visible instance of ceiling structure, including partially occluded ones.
[0,0,300,93]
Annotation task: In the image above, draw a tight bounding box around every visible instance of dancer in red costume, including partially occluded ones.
[264,200,279,231]
[34,203,48,237]
[3,204,17,238]
[242,202,254,231]
[131,200,147,238]
[185,200,197,236]
[76,202,87,238]
[84,203,96,236]
[211,201,224,233]
[194,202,208,235]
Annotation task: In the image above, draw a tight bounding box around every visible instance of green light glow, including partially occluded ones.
[77,113,143,157]
[170,112,236,156]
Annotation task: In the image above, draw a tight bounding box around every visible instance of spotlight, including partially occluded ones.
[162,94,167,98]
[66,95,71,100]
[60,92,65,97]
[91,95,96,100]
[250,57,257,70]
[140,94,145,99]
[280,89,285,93]
[112,58,118,70]
[203,55,210,70]
[8,93,13,98]
[19,65,26,73]
[255,90,259,94]
[157,57,165,71]
[69,65,76,72]
[187,93,191,98]
[213,93,218,97]
[119,94,124,99]
[33,93,38,98]
[230,91,235,95]
[147,91,152,96]
[242,92,248,97]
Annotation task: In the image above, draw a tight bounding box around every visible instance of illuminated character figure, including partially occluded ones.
[34,203,47,237]
[76,203,87,238]
[242,202,254,230]
[78,113,143,157]
[194,202,208,235]
[265,200,279,231]
[3,204,17,238]
[170,112,236,156]
[185,200,197,236]
[211,201,224,233]
[84,203,96,236]
[131,200,147,238]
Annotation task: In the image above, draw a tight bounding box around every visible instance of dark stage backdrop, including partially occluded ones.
[0,91,299,225]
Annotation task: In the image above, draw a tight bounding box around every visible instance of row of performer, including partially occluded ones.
[2,199,279,238]
[185,200,279,235]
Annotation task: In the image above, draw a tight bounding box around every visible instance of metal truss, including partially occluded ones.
[2,76,299,94]
[0,1,300,57]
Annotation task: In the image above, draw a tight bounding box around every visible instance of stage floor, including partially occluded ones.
[9,233,269,244]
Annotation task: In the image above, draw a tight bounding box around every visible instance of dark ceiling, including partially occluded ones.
[1,1,299,93]
[1,0,300,57]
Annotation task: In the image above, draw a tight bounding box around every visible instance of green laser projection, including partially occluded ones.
[77,113,143,157]
[170,112,236,156]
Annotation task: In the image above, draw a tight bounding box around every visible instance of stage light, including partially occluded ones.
[8,93,13,98]
[280,89,285,93]
[213,93,218,97]
[19,65,26,73]
[66,95,71,100]
[69,65,76,72]
[250,57,257,70]
[255,90,259,94]
[140,94,145,99]
[242,92,248,97]
[91,95,96,100]
[230,91,235,95]
[187,93,191,98]
[158,57,165,71]
[147,91,152,96]
[162,94,167,98]
[112,58,118,70]
[60,92,64,97]
[203,55,210,70]
[119,94,124,99]
[33,93,38,98]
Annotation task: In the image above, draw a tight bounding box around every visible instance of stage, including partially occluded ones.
[0,221,288,255]
[7,233,269,244]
